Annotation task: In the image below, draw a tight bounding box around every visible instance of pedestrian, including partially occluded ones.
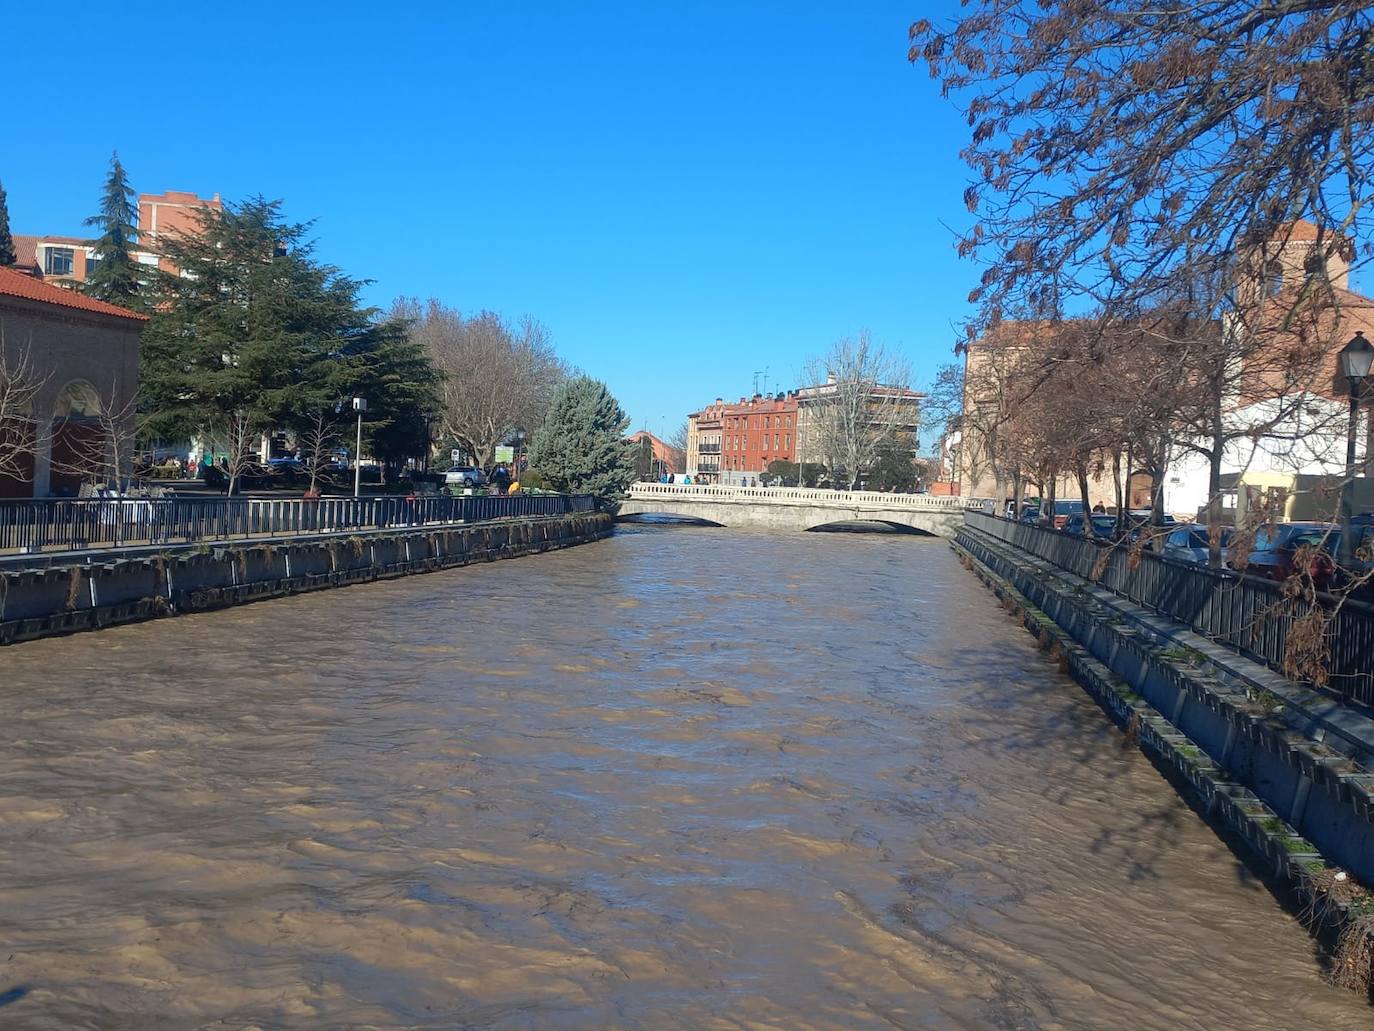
[1093,501,1106,513]
[491,464,511,495]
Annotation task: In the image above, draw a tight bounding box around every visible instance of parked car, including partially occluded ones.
[443,465,487,488]
[1124,510,1177,545]
[1332,514,1374,595]
[1062,512,1117,541]
[1036,499,1085,529]
[1237,522,1340,584]
[1160,523,1232,565]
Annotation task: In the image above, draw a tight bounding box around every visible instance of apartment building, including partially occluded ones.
[685,407,722,483]
[685,394,798,486]
[13,189,222,288]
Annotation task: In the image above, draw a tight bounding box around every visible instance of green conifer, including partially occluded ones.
[527,376,635,498]
[0,181,15,267]
[83,152,141,304]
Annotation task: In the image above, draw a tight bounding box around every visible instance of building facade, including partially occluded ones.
[955,222,1374,519]
[0,268,147,498]
[627,429,683,478]
[12,190,222,289]
[794,379,922,473]
[685,406,723,483]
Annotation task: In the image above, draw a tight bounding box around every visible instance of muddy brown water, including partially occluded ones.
[0,526,1369,1029]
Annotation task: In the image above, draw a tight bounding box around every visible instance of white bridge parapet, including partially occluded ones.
[619,482,983,535]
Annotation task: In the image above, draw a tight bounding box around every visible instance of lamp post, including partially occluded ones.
[1337,331,1373,568]
[352,397,368,498]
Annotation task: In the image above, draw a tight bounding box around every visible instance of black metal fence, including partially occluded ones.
[0,493,597,556]
[965,510,1374,704]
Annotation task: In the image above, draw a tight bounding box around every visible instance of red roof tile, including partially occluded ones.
[0,266,148,321]
[10,234,39,269]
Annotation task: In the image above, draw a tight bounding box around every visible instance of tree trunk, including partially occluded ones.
[1111,450,1124,529]
[1044,473,1057,526]
[1150,460,1167,540]
[1205,387,1226,566]
[1077,461,1091,515]
[1012,470,1024,519]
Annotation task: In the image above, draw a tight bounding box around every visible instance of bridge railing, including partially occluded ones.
[627,482,981,510]
[0,493,597,557]
[963,509,1374,704]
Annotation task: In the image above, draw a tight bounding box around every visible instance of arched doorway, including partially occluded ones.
[49,381,105,497]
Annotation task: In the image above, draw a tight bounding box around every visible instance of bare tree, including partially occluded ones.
[801,332,915,490]
[203,411,260,496]
[298,408,341,495]
[395,299,566,468]
[911,4,1374,341]
[51,381,141,492]
[0,338,42,483]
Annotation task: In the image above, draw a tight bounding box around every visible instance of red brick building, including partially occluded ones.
[628,429,683,477]
[712,393,798,485]
[0,268,147,497]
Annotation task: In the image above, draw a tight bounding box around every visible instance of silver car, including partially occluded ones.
[443,466,487,488]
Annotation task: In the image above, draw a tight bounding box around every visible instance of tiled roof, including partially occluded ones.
[0,266,148,321]
[10,234,39,269]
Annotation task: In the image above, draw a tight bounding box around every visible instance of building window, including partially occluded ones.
[785,434,791,450]
[44,247,74,277]
[786,416,792,428]
[765,415,771,428]
[774,433,779,448]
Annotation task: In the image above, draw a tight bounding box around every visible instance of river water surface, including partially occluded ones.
[0,526,1370,1029]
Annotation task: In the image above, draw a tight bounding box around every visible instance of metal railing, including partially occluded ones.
[0,493,597,556]
[964,510,1374,703]
[628,481,980,510]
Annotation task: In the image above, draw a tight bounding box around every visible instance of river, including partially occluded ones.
[0,525,1368,1029]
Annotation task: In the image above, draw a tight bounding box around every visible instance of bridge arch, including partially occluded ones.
[617,512,726,528]
[616,483,977,538]
[806,519,938,536]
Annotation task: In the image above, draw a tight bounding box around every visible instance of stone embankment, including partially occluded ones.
[953,518,1374,991]
[0,512,612,646]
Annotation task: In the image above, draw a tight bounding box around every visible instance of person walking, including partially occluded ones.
[491,464,512,495]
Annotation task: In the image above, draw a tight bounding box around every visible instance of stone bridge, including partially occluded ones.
[617,483,981,536]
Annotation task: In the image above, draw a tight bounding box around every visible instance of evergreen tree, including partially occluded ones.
[140,196,439,490]
[83,152,141,304]
[527,376,635,498]
[0,181,15,267]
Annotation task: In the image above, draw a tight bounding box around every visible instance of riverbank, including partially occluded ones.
[0,511,613,646]
[952,519,1374,993]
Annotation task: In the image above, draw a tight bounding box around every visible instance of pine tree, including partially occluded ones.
[83,152,141,304]
[527,376,635,498]
[0,181,15,267]
[139,196,440,492]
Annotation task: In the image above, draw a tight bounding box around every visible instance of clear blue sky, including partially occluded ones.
[6,0,973,442]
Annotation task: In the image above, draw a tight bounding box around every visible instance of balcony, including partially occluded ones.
[698,444,721,455]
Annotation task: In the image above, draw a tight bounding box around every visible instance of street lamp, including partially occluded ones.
[1337,331,1373,567]
[352,397,368,498]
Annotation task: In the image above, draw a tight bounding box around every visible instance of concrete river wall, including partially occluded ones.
[953,517,1374,990]
[0,512,613,646]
